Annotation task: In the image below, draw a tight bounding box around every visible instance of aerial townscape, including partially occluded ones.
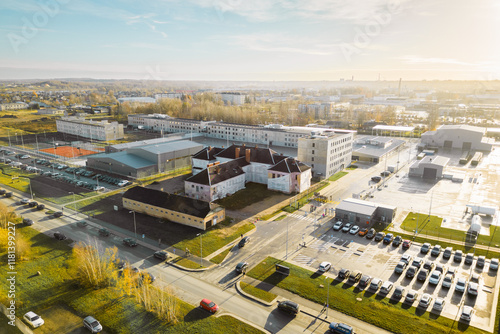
[1,1,499,334]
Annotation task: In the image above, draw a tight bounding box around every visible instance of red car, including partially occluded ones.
[402,240,412,249]
[200,299,219,313]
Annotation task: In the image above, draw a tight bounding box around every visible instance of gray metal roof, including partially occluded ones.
[139,140,202,154]
[372,125,415,131]
[90,151,155,168]
[438,125,484,133]
[352,136,406,159]
[419,155,449,167]
[336,198,378,216]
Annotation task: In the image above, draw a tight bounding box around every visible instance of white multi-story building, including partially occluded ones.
[155,93,183,100]
[219,92,246,105]
[0,102,29,111]
[56,117,124,141]
[297,130,355,179]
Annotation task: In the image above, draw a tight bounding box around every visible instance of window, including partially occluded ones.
[312,150,315,154]
[312,143,315,148]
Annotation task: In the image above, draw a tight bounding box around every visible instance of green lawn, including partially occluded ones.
[239,282,277,303]
[328,171,348,182]
[173,257,205,269]
[273,215,287,221]
[260,209,283,221]
[1,314,23,334]
[0,164,33,193]
[215,182,286,210]
[210,247,232,264]
[173,219,255,257]
[247,257,487,334]
[0,225,262,334]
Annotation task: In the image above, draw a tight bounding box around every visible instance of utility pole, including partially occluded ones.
[129,210,137,240]
[285,218,289,260]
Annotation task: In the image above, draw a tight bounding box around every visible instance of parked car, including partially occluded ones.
[200,298,219,313]
[333,221,343,231]
[28,201,38,208]
[0,189,5,195]
[443,247,453,259]
[349,225,360,235]
[358,275,372,288]
[420,243,431,254]
[153,250,169,261]
[342,223,352,233]
[36,204,45,210]
[454,250,463,263]
[393,286,405,299]
[318,261,332,273]
[371,176,382,182]
[419,293,432,308]
[383,233,394,244]
[277,300,299,316]
[433,297,446,312]
[348,270,362,283]
[417,269,430,281]
[235,262,249,274]
[238,236,250,247]
[329,322,354,334]
[400,254,412,265]
[460,306,474,322]
[464,253,475,265]
[20,198,30,205]
[467,282,479,296]
[411,257,424,269]
[23,311,44,328]
[374,232,385,242]
[358,227,368,236]
[490,258,499,271]
[98,228,110,237]
[123,238,138,247]
[23,218,34,226]
[406,266,417,279]
[83,316,102,333]
[53,211,63,218]
[423,260,435,271]
[434,264,445,274]
[394,261,407,274]
[369,278,382,292]
[405,290,418,304]
[5,192,12,198]
[429,270,442,285]
[455,278,467,292]
[54,232,67,240]
[380,281,393,294]
[338,268,351,280]
[476,256,485,268]
[365,228,376,239]
[442,274,454,288]
[392,235,402,247]
[76,220,88,228]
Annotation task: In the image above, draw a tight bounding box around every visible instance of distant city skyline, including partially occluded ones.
[1,0,499,81]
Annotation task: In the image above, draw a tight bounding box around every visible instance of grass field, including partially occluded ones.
[215,182,287,210]
[328,171,348,182]
[173,219,255,257]
[273,215,287,221]
[239,282,277,303]
[247,257,488,334]
[210,247,232,264]
[0,164,33,193]
[173,257,205,269]
[260,209,283,221]
[0,225,262,334]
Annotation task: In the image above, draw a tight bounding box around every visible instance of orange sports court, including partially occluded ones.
[40,146,103,158]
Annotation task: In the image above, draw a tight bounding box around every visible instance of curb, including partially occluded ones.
[167,258,215,272]
[235,281,276,307]
[214,312,271,334]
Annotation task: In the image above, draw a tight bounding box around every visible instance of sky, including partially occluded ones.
[1,0,499,81]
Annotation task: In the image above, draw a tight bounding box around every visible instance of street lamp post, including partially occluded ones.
[129,210,137,240]
[197,233,203,267]
[285,218,289,260]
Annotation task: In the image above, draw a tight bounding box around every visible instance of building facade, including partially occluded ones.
[123,186,225,230]
[335,198,397,226]
[0,102,29,111]
[297,131,354,179]
[219,92,246,105]
[56,117,124,141]
[421,125,493,152]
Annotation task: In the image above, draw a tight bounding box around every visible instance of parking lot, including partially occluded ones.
[291,228,499,332]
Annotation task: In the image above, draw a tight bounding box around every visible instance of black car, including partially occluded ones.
[359,274,372,288]
[54,231,67,240]
[99,228,110,237]
[406,266,417,278]
[235,262,249,274]
[277,300,299,316]
[338,268,351,280]
[28,201,38,208]
[371,176,382,182]
[76,220,88,228]
[374,232,386,242]
[23,218,34,226]
[431,245,442,257]
[53,211,63,218]
[392,236,402,247]
[365,228,376,239]
[0,189,6,195]
[123,238,138,247]
[36,204,45,210]
[238,236,250,248]
[417,269,429,281]
[5,192,12,198]
[154,250,169,261]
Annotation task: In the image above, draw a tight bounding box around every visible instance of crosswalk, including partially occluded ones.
[293,254,317,266]
[288,213,322,222]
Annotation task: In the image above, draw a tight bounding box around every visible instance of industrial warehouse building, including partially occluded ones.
[351,136,406,163]
[122,186,225,230]
[87,140,202,178]
[409,155,450,179]
[420,125,493,152]
[335,198,397,226]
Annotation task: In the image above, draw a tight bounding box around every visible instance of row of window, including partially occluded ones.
[125,200,204,223]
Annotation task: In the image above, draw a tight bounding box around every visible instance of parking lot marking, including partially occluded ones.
[293,254,316,267]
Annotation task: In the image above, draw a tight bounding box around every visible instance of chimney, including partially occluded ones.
[235,147,240,158]
[245,149,251,163]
